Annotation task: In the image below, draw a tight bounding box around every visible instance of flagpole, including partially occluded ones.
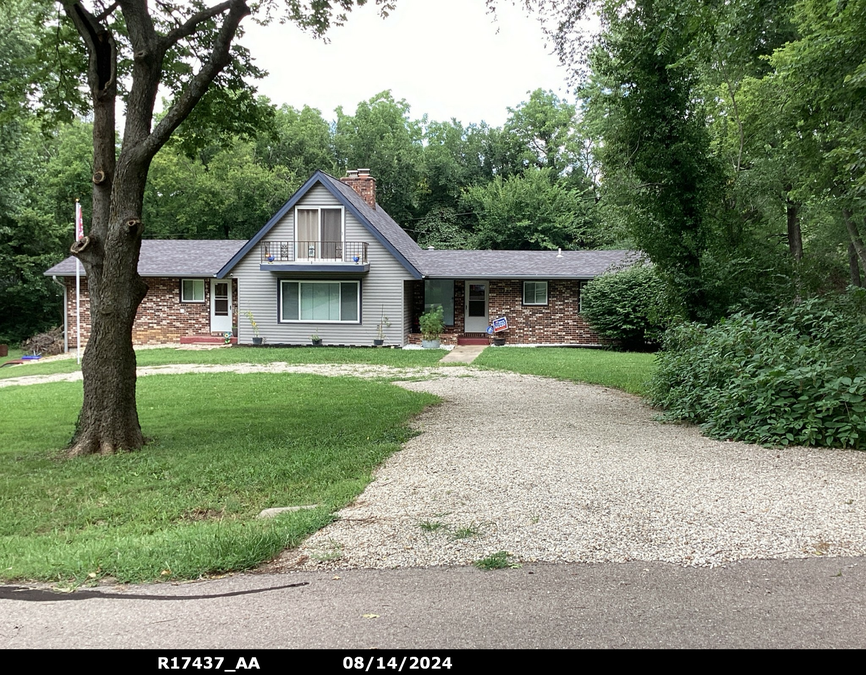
[75,200,82,364]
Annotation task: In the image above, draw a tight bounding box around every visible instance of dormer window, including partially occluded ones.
[296,207,343,259]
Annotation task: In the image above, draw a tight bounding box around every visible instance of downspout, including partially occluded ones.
[51,275,68,353]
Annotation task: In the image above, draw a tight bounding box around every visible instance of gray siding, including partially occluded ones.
[231,184,415,346]
[403,280,413,343]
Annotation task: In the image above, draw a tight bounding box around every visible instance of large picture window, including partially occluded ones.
[523,281,548,306]
[181,279,205,303]
[424,280,455,325]
[280,280,359,323]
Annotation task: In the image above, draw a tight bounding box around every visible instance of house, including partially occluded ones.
[45,240,245,350]
[46,169,636,349]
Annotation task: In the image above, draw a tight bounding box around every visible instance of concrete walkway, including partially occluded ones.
[438,344,486,364]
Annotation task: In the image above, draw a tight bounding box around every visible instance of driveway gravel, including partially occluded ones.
[6,362,865,570]
[276,368,866,570]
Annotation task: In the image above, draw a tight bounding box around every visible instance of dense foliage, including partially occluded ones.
[580,263,670,349]
[649,292,866,449]
[1,83,618,344]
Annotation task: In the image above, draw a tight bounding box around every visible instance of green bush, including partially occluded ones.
[419,305,445,341]
[649,291,866,449]
[581,262,670,349]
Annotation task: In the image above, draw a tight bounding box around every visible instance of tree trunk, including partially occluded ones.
[850,242,863,287]
[69,265,148,456]
[786,198,802,260]
[843,209,866,275]
[62,0,250,456]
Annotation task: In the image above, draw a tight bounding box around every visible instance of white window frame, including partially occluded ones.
[523,280,548,306]
[279,279,361,324]
[180,278,205,303]
[294,206,345,260]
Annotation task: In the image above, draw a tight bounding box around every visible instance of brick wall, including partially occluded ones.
[488,279,601,345]
[64,277,238,348]
[409,279,603,345]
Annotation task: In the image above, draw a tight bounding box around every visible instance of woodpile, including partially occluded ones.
[21,326,65,356]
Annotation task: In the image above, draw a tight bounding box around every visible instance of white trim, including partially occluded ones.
[210,279,232,333]
[523,280,549,306]
[464,280,489,332]
[181,278,206,303]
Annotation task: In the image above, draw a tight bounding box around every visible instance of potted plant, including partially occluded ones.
[419,305,445,348]
[245,310,263,345]
[311,333,322,346]
[374,307,391,346]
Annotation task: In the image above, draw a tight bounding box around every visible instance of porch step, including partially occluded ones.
[457,334,489,346]
[180,335,238,345]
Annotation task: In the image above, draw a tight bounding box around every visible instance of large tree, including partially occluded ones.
[45,0,389,457]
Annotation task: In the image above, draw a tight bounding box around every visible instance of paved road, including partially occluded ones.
[3,557,865,650]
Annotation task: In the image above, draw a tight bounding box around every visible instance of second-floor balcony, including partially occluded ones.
[260,240,370,273]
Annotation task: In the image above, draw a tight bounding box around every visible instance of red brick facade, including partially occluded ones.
[408,279,603,345]
[64,277,238,348]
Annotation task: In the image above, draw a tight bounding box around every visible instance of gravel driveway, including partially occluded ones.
[6,361,864,569]
[279,368,866,570]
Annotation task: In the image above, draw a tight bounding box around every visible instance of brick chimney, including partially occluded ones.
[340,168,377,209]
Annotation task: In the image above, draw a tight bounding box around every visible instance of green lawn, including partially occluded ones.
[0,345,445,380]
[474,347,657,396]
[0,344,655,584]
[0,372,437,584]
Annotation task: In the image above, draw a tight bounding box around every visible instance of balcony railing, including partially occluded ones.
[261,241,368,264]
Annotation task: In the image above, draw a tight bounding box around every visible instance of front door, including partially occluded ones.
[210,279,232,333]
[464,281,489,333]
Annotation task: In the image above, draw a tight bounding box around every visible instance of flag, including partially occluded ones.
[75,201,84,240]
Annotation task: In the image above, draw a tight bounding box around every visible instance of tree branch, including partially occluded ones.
[141,0,250,161]
[61,1,117,243]
[162,1,233,49]
[95,1,119,22]
[118,0,161,146]
[62,0,116,95]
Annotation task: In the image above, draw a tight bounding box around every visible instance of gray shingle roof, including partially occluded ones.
[44,240,246,278]
[414,249,639,279]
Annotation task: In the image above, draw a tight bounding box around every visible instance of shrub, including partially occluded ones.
[649,291,866,449]
[419,305,445,341]
[581,262,670,349]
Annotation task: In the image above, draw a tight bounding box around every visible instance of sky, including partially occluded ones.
[237,0,574,127]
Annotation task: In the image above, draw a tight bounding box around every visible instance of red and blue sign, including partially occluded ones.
[491,316,508,333]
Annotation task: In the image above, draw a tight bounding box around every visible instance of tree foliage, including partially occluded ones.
[650,291,866,449]
[580,262,670,349]
[464,167,600,250]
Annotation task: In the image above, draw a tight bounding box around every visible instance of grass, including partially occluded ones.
[474,551,520,570]
[0,345,446,381]
[0,372,437,584]
[0,342,655,584]
[449,524,483,540]
[474,347,657,396]
[1,346,24,362]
